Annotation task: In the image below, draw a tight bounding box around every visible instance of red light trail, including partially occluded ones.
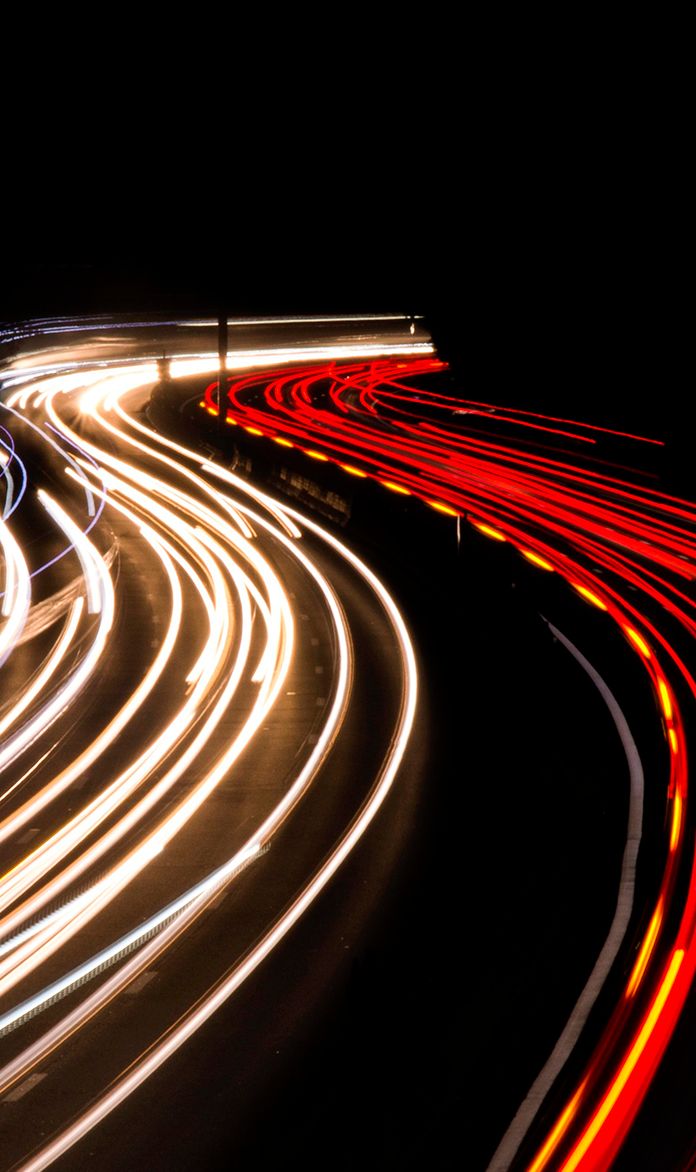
[200,356,696,1170]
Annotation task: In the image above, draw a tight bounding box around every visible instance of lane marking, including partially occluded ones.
[3,1073,46,1102]
[124,971,157,997]
[15,829,40,846]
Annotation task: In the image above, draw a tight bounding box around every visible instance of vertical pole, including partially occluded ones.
[218,311,228,438]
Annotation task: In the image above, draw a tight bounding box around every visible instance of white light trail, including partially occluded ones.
[12,454,418,1172]
[0,514,31,666]
[0,598,84,741]
[0,337,419,1172]
[0,515,113,780]
[37,491,102,614]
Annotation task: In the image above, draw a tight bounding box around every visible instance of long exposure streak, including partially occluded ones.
[0,317,694,1172]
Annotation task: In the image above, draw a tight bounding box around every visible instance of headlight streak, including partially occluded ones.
[0,842,264,1038]
[37,491,102,614]
[0,510,248,963]
[0,365,371,1134]
[0,495,352,1069]
[0,514,31,667]
[4,384,289,886]
[0,427,28,520]
[52,382,303,544]
[0,518,187,926]
[63,398,354,852]
[11,432,417,1172]
[0,598,84,743]
[0,401,108,584]
[0,512,182,844]
[0,515,113,783]
[0,570,348,1120]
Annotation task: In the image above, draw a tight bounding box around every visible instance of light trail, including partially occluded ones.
[0,347,386,1166]
[0,501,114,782]
[487,621,645,1171]
[0,510,256,969]
[2,317,695,1170]
[0,514,181,841]
[0,428,28,519]
[0,598,84,742]
[0,401,107,584]
[11,424,418,1172]
[192,349,696,1169]
[0,513,31,666]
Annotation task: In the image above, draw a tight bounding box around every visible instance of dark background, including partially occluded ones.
[0,253,686,453]
[0,260,692,1170]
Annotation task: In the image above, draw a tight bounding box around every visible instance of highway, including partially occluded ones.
[186,346,696,1170]
[0,315,695,1169]
[0,321,422,1170]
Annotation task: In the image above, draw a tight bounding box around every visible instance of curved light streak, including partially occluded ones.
[12,439,417,1172]
[193,351,696,1168]
[2,323,694,1171]
[0,512,31,666]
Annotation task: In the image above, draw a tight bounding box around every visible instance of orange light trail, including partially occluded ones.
[670,792,682,852]
[657,678,673,721]
[427,500,459,516]
[527,1084,586,1172]
[625,901,663,998]
[472,521,506,541]
[559,950,684,1172]
[623,626,651,658]
[521,549,554,571]
[572,584,607,610]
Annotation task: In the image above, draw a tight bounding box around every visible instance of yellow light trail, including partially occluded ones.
[657,678,673,722]
[572,583,608,610]
[521,549,554,571]
[559,950,684,1172]
[472,520,506,541]
[427,500,458,516]
[625,902,663,998]
[623,626,651,658]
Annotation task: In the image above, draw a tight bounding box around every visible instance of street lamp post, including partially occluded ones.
[218,312,228,440]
